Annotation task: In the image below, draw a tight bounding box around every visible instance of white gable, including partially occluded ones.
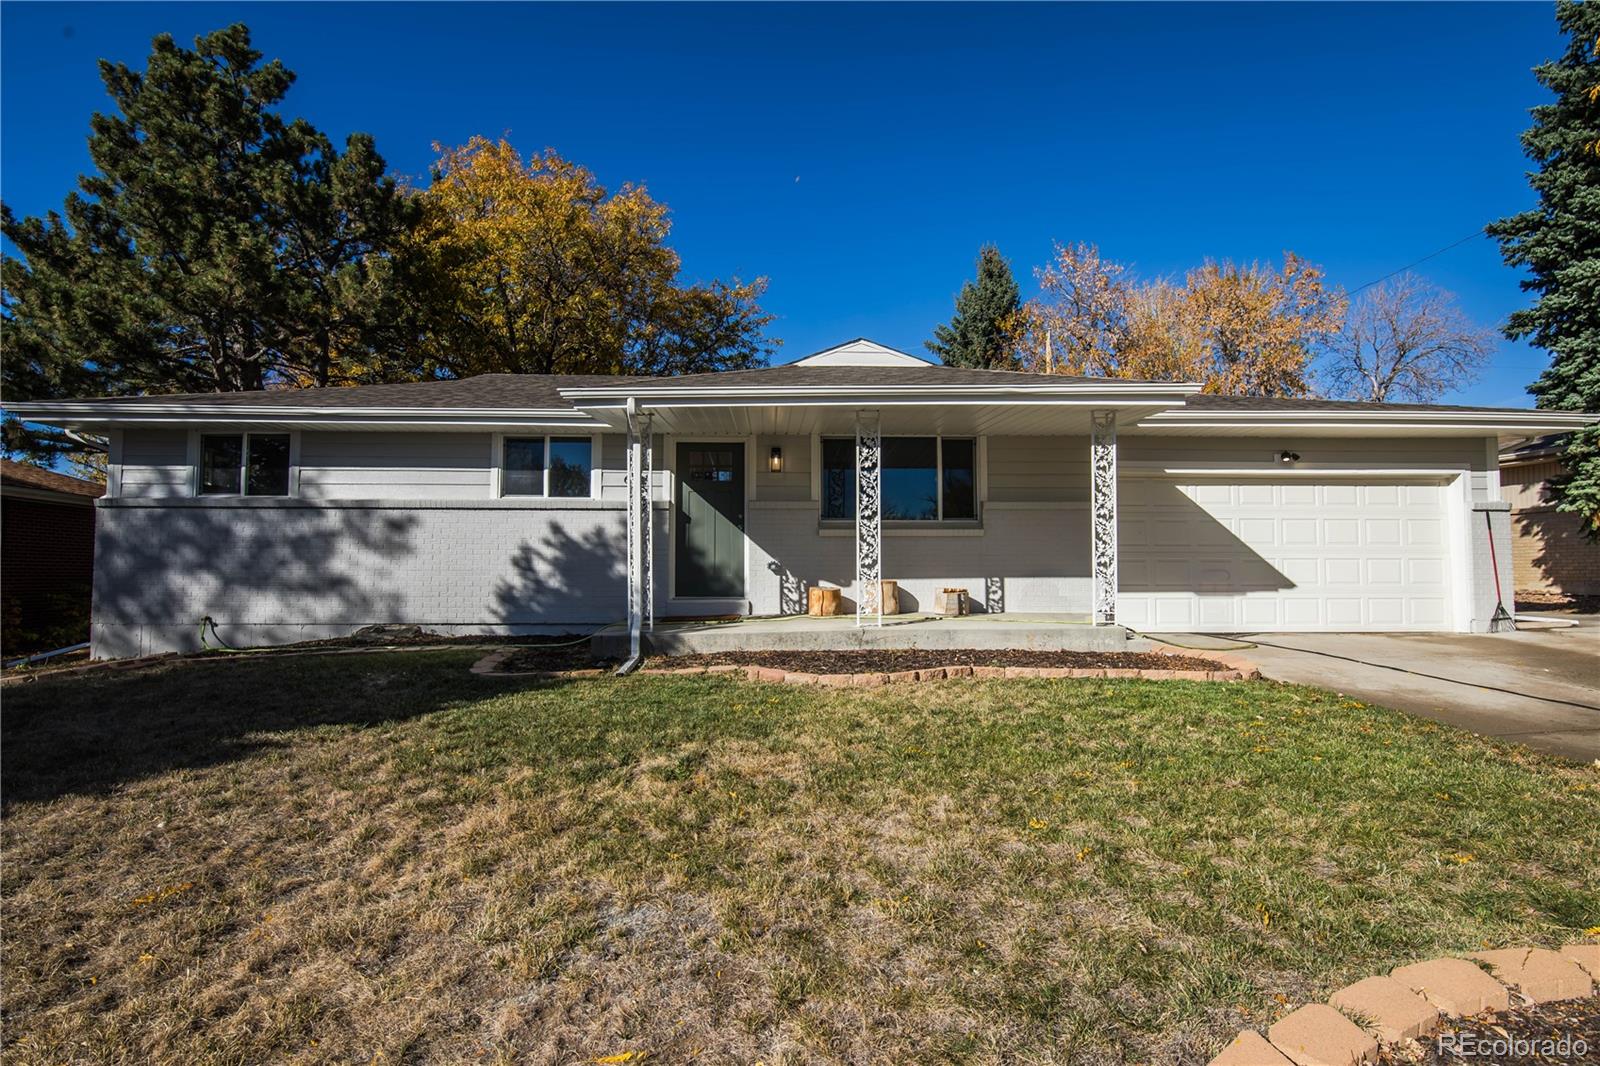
[793,338,932,367]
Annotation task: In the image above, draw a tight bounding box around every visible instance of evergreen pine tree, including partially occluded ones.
[1488,0,1600,532]
[926,246,1022,369]
[1,24,414,461]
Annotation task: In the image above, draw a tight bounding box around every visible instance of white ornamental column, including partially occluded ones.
[1090,409,1118,626]
[855,409,882,627]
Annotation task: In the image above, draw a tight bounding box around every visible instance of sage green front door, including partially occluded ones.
[675,442,745,598]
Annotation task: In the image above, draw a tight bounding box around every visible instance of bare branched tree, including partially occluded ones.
[1324,273,1495,403]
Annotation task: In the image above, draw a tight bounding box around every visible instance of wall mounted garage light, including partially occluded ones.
[1279,450,1302,465]
[769,446,783,473]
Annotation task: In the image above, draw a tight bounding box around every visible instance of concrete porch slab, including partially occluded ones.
[593,613,1143,657]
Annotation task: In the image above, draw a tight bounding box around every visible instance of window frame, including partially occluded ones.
[819,434,979,523]
[191,430,298,498]
[493,432,601,499]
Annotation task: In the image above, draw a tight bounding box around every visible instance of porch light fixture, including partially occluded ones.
[1278,450,1301,465]
[769,446,783,473]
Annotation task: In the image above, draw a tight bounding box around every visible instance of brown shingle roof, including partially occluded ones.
[44,374,641,410]
[13,366,1588,418]
[591,364,1118,388]
[23,364,1148,412]
[0,459,105,498]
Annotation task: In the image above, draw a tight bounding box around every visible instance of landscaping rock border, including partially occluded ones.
[1210,943,1599,1066]
[471,646,1262,683]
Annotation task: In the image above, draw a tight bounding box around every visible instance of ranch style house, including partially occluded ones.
[8,339,1595,660]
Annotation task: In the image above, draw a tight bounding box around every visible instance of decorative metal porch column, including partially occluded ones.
[625,409,654,659]
[1090,409,1118,626]
[855,409,882,627]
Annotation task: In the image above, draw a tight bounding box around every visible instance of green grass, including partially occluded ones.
[2,650,1596,1064]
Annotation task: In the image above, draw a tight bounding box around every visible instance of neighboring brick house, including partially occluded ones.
[1499,435,1599,600]
[1,459,104,654]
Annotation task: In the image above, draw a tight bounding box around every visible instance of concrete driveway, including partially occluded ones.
[1155,619,1600,762]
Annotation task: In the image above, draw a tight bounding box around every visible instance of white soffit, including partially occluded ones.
[791,338,933,367]
[1128,409,1595,439]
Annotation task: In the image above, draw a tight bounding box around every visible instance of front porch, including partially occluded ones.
[557,342,1208,662]
[604,401,1146,662]
[592,611,1140,657]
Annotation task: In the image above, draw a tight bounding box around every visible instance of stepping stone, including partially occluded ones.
[1560,943,1600,979]
[1389,958,1509,1016]
[1209,1029,1294,1066]
[1469,947,1594,1004]
[1328,975,1440,1042]
[1266,1003,1378,1065]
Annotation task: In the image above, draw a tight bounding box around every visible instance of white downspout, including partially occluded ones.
[617,397,646,675]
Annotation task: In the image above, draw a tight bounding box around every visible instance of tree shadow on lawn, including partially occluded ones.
[0,650,560,806]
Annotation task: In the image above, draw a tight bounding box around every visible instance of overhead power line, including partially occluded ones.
[1349,226,1490,296]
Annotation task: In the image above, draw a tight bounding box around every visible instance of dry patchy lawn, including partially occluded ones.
[2,650,1597,1064]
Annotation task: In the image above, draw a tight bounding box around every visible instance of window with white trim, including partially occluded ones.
[821,436,977,521]
[200,433,291,496]
[501,435,593,497]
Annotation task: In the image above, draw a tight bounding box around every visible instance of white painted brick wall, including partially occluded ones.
[745,502,1093,616]
[90,500,642,657]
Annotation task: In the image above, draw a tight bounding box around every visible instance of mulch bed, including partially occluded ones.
[638,648,1226,673]
[498,647,1226,676]
[497,642,619,672]
[1515,592,1599,614]
[1376,996,1599,1064]
[498,647,1226,675]
[275,627,596,652]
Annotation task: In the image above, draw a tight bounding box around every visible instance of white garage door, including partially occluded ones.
[1117,479,1456,632]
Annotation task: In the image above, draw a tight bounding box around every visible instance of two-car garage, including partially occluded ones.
[1116,477,1460,632]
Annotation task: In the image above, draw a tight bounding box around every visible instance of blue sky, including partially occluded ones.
[0,2,1564,406]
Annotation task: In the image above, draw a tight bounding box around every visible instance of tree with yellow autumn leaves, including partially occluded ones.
[398,138,775,378]
[1013,243,1346,397]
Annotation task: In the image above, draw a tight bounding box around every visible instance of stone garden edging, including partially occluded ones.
[471,646,1263,683]
[1210,943,1599,1065]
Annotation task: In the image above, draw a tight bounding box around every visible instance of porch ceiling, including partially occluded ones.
[577,401,1181,437]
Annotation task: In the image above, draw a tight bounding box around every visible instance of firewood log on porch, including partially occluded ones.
[807,586,843,617]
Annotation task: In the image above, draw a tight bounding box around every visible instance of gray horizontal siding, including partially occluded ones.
[299,431,490,500]
[598,433,664,501]
[754,434,811,502]
[1118,435,1497,499]
[986,435,1088,503]
[117,429,190,498]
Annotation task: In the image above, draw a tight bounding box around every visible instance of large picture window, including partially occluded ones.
[821,436,976,521]
[200,433,291,496]
[502,435,593,498]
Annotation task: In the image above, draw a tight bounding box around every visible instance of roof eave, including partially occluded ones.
[4,402,606,430]
[558,382,1205,406]
[1135,410,1596,432]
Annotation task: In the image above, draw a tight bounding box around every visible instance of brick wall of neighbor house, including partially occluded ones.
[1,496,97,653]
[1501,459,1600,596]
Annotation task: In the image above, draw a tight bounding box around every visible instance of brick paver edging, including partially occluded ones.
[471,647,1261,683]
[1209,943,1599,1065]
